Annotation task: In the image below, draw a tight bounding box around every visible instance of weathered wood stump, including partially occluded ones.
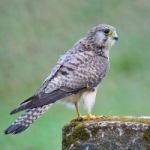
[62,116,150,150]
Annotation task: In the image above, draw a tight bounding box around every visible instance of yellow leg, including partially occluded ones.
[74,102,80,118]
[72,103,101,122]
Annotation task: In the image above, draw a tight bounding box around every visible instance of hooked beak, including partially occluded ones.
[112,31,119,41]
[113,36,119,41]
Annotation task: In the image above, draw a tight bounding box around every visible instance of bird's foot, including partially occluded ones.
[82,114,101,120]
[71,114,101,122]
[71,116,85,122]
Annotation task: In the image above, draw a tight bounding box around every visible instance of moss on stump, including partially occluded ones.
[62,116,150,150]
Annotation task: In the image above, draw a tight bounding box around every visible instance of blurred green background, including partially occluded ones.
[0,0,150,149]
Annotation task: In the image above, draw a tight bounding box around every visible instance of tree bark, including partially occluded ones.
[62,116,150,150]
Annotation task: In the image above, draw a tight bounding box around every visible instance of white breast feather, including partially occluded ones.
[81,88,97,114]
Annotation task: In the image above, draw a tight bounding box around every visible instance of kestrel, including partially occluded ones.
[4,24,118,134]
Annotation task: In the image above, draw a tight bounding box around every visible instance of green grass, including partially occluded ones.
[0,0,150,149]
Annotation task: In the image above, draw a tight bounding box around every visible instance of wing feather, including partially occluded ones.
[10,89,75,114]
[10,48,108,114]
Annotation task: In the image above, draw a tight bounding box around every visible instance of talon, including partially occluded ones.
[72,101,102,122]
[71,116,84,122]
[82,114,101,120]
[88,114,101,119]
[87,114,96,120]
[71,115,101,122]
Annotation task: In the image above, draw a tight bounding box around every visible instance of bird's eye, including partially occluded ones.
[103,29,110,34]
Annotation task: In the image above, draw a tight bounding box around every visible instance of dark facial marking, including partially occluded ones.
[103,28,110,35]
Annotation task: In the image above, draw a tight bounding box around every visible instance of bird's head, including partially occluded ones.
[87,24,118,49]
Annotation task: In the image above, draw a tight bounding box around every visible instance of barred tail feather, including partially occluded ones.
[4,104,52,134]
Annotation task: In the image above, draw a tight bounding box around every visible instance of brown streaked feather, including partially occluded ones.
[10,50,108,115]
[4,24,117,135]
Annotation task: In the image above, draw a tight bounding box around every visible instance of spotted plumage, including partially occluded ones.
[4,24,118,134]
[5,105,51,134]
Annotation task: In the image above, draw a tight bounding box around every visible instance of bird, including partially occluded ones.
[4,24,118,134]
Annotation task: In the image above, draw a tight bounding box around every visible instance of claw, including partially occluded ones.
[71,114,101,122]
[71,116,84,122]
[87,114,97,120]
[82,114,101,120]
[72,102,101,122]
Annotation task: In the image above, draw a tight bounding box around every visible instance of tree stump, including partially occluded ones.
[62,116,150,150]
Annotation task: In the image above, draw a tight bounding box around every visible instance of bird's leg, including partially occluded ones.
[74,102,81,119]
[80,88,100,120]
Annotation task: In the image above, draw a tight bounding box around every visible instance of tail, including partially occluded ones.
[4,104,52,134]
